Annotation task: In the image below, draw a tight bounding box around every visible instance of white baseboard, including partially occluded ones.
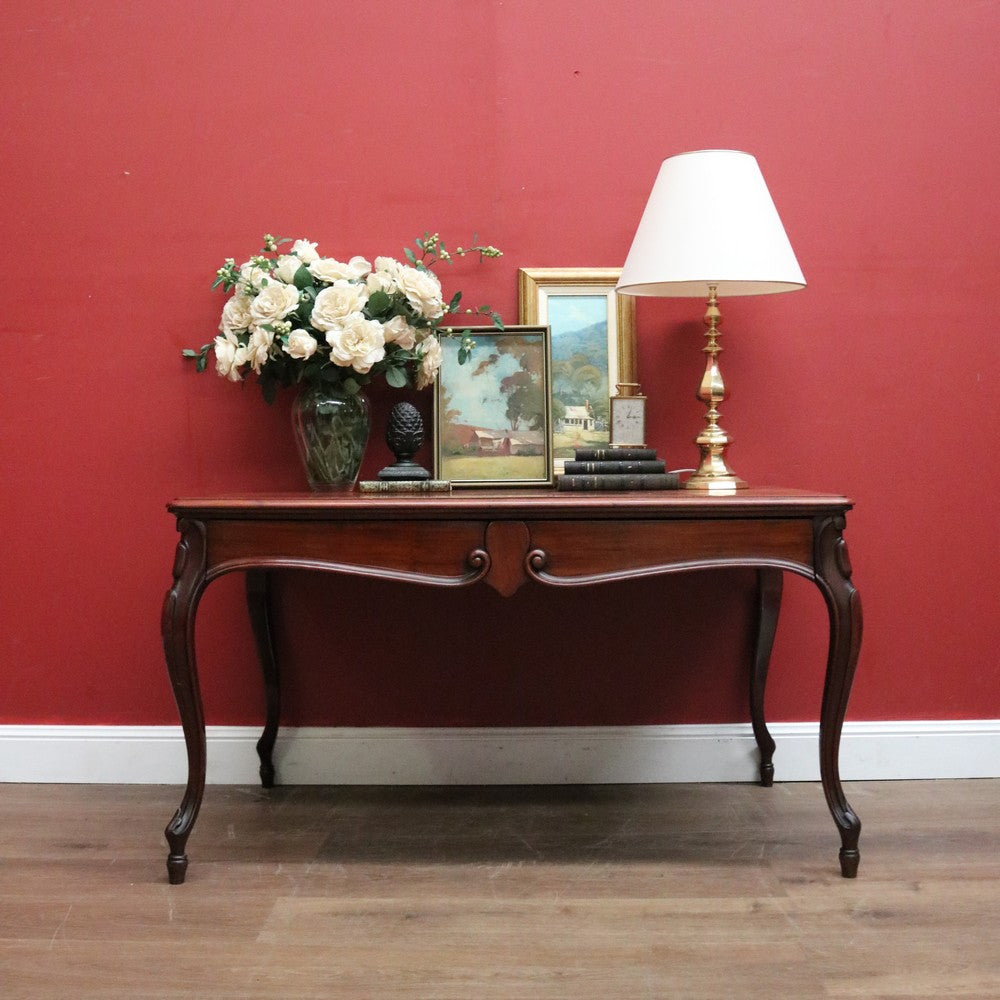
[2,721,998,785]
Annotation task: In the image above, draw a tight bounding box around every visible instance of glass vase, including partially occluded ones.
[291,381,370,491]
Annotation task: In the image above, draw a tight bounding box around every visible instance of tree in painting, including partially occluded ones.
[471,336,546,432]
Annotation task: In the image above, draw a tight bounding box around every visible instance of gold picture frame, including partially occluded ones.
[433,325,554,487]
[518,268,638,470]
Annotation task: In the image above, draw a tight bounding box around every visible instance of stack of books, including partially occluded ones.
[556,447,681,491]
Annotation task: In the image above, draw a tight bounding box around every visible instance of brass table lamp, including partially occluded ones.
[615,150,806,491]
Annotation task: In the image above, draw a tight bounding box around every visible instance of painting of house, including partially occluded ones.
[449,426,546,458]
[504,430,544,456]
[558,402,594,433]
[468,428,504,454]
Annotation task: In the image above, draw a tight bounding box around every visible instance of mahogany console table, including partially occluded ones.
[161,488,863,884]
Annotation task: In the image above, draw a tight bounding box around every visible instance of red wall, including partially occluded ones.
[2,1,998,728]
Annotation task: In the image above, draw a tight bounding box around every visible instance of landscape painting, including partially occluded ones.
[434,325,553,486]
[517,268,638,471]
[546,294,611,461]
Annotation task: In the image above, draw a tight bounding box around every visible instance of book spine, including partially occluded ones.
[563,460,666,475]
[358,480,453,493]
[574,447,657,462]
[556,473,680,491]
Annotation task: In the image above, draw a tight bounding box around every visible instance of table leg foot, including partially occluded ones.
[167,853,188,884]
[839,847,860,878]
[259,761,275,789]
[759,762,775,787]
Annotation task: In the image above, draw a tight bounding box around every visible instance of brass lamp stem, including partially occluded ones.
[685,285,747,491]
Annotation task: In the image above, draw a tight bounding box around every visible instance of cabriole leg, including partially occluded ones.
[815,515,864,877]
[246,569,280,788]
[750,567,783,786]
[161,519,208,884]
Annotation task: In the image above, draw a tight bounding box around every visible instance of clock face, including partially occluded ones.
[611,396,645,445]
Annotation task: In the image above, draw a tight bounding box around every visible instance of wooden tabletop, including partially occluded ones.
[168,487,854,521]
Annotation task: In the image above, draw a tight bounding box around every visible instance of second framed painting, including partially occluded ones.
[434,325,554,487]
[518,268,638,472]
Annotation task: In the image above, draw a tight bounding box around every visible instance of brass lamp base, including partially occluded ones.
[686,469,747,493]
[684,285,748,492]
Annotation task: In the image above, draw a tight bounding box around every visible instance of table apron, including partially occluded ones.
[199,516,817,589]
[528,518,814,582]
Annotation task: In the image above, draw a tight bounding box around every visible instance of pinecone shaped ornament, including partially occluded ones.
[377,401,431,480]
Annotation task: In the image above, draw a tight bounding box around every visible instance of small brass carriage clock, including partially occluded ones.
[609,383,647,446]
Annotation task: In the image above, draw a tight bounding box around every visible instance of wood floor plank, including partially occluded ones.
[1,780,998,999]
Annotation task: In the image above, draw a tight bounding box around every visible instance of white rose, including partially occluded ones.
[219,295,253,336]
[383,315,417,350]
[375,256,404,278]
[310,282,369,332]
[308,255,372,283]
[213,334,245,381]
[290,239,319,264]
[326,314,386,374]
[273,254,304,284]
[365,269,398,295]
[236,261,271,297]
[249,281,300,325]
[415,335,443,389]
[247,327,275,372]
[398,266,445,320]
[283,329,318,360]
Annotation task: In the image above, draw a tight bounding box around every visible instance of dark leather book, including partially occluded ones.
[556,472,681,491]
[563,460,666,475]
[574,447,657,462]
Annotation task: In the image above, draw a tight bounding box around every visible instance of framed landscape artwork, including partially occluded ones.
[434,325,554,487]
[518,268,638,472]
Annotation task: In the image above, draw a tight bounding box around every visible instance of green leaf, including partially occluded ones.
[293,264,313,289]
[386,366,408,388]
[492,311,504,330]
[343,377,360,395]
[458,348,470,365]
[196,355,208,373]
[367,289,391,316]
[182,349,198,358]
[404,247,416,264]
[448,291,462,312]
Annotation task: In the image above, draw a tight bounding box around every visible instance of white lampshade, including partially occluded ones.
[616,150,806,298]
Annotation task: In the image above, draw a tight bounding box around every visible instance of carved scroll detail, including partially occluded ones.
[526,548,549,576]
[466,547,490,577]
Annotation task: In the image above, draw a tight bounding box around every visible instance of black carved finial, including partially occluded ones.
[377,401,431,481]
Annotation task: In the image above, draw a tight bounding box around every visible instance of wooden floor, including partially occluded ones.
[1,780,998,998]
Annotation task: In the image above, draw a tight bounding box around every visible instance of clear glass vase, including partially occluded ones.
[291,381,370,491]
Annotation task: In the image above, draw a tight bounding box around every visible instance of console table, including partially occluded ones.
[161,488,863,884]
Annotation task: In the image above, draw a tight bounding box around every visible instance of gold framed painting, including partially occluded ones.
[518,268,638,471]
[433,325,554,487]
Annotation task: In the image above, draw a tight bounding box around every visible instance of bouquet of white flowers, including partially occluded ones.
[185,233,502,403]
